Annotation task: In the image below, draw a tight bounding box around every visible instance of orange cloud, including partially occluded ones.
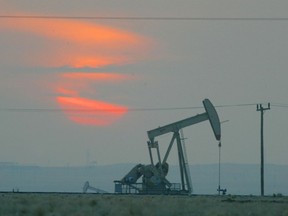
[57,96,128,126]
[1,18,144,46]
[61,72,133,81]
[63,56,129,69]
[55,72,133,96]
[1,14,151,68]
[1,12,152,126]
[54,72,132,125]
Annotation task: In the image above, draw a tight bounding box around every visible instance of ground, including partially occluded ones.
[0,193,287,216]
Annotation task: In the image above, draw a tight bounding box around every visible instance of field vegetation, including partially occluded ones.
[0,193,288,216]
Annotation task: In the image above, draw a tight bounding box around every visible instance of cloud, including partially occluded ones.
[1,12,152,126]
[61,72,133,81]
[1,14,151,68]
[54,72,132,125]
[55,72,133,95]
[57,96,128,126]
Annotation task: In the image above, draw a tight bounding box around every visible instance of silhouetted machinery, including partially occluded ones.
[83,181,108,194]
[114,99,221,194]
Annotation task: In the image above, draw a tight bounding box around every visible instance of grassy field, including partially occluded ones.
[0,193,287,216]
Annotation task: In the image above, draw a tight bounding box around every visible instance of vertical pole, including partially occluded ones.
[218,142,221,195]
[260,106,264,196]
[256,103,270,196]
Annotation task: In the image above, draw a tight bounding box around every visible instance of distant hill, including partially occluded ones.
[0,163,287,195]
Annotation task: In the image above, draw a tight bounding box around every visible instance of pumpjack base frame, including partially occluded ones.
[114,181,189,195]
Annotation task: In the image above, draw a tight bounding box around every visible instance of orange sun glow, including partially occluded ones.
[55,72,132,125]
[57,96,128,126]
[1,12,151,126]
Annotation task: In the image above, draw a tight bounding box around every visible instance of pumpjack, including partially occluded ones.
[114,99,221,194]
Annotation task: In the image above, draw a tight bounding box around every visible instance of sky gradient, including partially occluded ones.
[1,0,288,167]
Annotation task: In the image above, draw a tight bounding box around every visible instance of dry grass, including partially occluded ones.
[0,193,288,216]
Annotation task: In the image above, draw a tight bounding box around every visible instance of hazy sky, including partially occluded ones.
[1,0,288,167]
